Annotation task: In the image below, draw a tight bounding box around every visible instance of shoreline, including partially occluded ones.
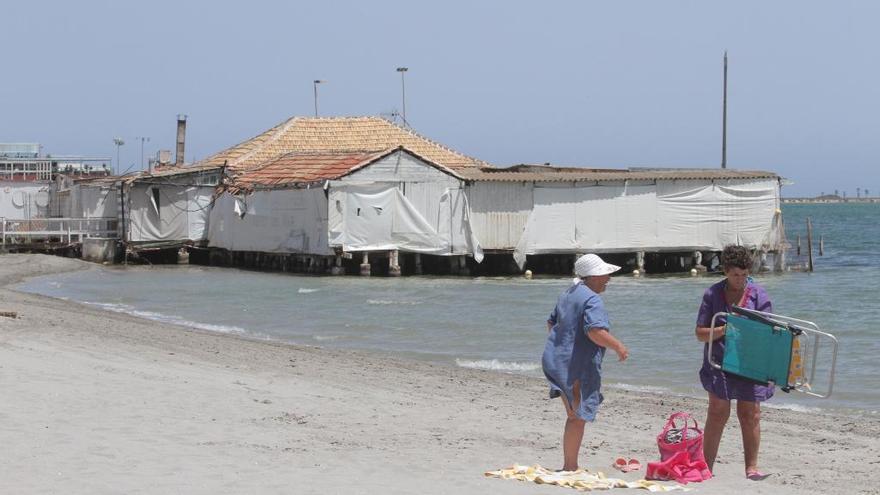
[1,254,878,493]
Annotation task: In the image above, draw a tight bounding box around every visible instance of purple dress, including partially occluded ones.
[696,278,774,402]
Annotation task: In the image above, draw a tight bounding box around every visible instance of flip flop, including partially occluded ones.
[626,459,642,472]
[746,470,770,481]
[612,458,628,472]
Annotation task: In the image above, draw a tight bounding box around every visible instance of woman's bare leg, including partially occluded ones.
[736,400,761,474]
[561,381,585,471]
[703,392,731,472]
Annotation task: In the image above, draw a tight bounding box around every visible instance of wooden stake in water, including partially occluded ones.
[819,235,824,256]
[806,218,814,272]
[797,235,801,256]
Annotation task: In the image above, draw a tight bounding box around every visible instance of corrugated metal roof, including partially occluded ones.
[458,165,779,182]
[196,116,488,172]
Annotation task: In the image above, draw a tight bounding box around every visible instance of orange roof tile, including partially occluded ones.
[196,116,488,172]
[234,150,389,189]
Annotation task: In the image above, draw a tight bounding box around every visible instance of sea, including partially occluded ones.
[15,203,880,416]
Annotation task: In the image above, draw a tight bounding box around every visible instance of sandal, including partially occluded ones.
[612,458,642,473]
[746,469,770,481]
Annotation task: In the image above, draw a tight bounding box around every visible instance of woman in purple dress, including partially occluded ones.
[695,245,773,481]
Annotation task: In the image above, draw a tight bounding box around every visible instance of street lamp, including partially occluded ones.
[396,67,408,126]
[313,80,326,117]
[112,137,125,175]
[135,136,151,172]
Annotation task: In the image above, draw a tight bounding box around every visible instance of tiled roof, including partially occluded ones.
[234,150,390,189]
[197,116,488,172]
[457,165,779,182]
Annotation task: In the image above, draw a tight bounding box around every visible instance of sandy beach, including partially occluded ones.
[1,254,878,494]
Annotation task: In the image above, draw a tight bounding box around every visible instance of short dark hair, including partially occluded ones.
[721,245,752,271]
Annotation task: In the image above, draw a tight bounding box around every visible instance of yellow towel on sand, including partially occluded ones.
[485,464,689,492]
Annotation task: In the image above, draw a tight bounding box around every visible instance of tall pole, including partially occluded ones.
[313,80,325,117]
[721,51,728,169]
[136,136,150,173]
[396,67,409,126]
[113,138,124,175]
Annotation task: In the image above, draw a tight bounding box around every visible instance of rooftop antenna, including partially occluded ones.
[396,67,409,127]
[721,51,728,169]
[313,80,326,117]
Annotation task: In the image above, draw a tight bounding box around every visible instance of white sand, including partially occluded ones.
[1,254,878,494]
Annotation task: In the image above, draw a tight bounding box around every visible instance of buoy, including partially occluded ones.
[524,269,533,280]
[632,269,640,277]
[690,268,698,276]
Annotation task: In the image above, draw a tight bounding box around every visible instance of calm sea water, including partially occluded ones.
[16,203,880,415]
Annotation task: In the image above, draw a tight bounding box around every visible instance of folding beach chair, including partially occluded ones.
[708,306,838,398]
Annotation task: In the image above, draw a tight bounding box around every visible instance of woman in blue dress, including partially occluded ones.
[542,254,629,471]
[695,245,773,480]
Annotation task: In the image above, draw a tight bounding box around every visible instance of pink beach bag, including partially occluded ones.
[657,412,706,463]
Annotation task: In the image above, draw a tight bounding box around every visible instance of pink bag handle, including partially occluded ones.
[660,412,702,449]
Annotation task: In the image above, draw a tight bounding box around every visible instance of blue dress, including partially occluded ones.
[542,281,611,421]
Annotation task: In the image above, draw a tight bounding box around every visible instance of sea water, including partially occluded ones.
[15,203,880,415]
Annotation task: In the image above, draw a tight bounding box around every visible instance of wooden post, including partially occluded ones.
[806,218,814,272]
[2,218,5,248]
[413,253,422,275]
[819,235,824,256]
[796,235,801,256]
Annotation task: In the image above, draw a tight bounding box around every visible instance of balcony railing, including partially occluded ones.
[1,217,117,246]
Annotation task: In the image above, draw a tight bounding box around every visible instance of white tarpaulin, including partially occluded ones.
[328,182,483,261]
[513,179,780,268]
[207,188,331,254]
[128,184,213,242]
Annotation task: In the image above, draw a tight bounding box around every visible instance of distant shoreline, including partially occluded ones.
[782,197,880,204]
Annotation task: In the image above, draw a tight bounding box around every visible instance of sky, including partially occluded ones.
[2,0,878,197]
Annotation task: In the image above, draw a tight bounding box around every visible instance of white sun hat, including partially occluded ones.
[574,254,621,278]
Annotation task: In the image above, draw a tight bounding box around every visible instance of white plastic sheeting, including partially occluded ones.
[328,182,483,261]
[0,182,50,219]
[513,179,781,268]
[128,184,213,242]
[207,188,331,254]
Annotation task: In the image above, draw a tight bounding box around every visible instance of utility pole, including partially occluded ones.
[721,51,728,169]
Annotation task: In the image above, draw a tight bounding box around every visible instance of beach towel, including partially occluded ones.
[485,464,689,492]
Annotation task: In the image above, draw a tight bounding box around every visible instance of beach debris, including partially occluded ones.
[485,464,688,492]
[0,311,19,319]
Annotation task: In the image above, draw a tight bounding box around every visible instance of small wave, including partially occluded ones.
[84,301,247,335]
[313,334,340,341]
[455,358,540,372]
[298,288,319,294]
[606,382,676,395]
[367,299,421,305]
[765,402,823,413]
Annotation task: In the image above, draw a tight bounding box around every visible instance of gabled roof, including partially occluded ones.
[457,164,779,183]
[231,147,462,191]
[197,116,488,173]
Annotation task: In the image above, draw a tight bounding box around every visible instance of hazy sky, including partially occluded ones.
[3,1,877,196]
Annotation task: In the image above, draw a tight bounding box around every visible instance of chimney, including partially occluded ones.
[175,114,187,166]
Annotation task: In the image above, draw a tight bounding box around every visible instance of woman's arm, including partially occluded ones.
[587,328,629,361]
[695,324,725,343]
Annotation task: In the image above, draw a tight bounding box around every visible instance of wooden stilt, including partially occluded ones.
[389,250,401,276]
[360,252,371,276]
[806,218,814,272]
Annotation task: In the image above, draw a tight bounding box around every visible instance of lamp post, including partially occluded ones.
[112,138,125,175]
[313,80,326,117]
[396,67,408,126]
[135,136,151,172]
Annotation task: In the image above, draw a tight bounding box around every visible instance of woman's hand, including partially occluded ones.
[695,325,725,343]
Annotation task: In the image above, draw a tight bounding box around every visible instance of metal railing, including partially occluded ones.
[1,217,117,246]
